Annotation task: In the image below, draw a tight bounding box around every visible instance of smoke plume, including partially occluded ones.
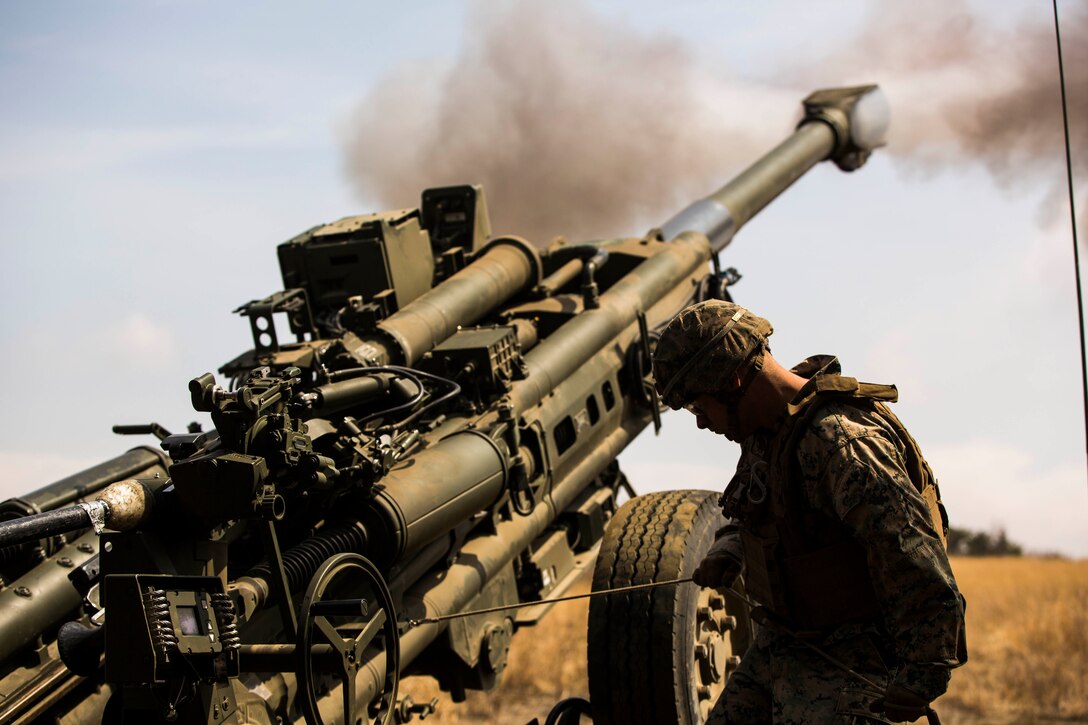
[342,0,1086,241]
[799,0,1086,203]
[947,4,1087,194]
[341,1,791,244]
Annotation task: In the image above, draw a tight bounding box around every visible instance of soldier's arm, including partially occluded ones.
[819,433,966,696]
[693,523,745,589]
[712,522,745,560]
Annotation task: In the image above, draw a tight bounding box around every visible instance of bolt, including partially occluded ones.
[399,694,416,720]
[696,684,712,700]
[222,696,229,711]
[717,614,737,631]
[77,543,95,554]
[57,557,74,568]
[727,655,742,670]
[694,643,708,660]
[697,604,713,620]
[14,586,32,598]
[103,542,113,553]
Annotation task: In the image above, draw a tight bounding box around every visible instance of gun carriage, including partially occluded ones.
[0,86,888,725]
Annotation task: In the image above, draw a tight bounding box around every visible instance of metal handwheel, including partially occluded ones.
[298,553,400,725]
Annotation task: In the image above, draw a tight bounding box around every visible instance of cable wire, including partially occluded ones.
[1052,0,1088,476]
[404,577,696,627]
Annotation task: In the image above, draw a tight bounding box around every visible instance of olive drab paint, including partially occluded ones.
[0,87,888,725]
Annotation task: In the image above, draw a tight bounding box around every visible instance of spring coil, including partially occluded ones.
[248,523,366,591]
[0,542,30,567]
[0,542,38,586]
[144,588,177,657]
[210,593,241,651]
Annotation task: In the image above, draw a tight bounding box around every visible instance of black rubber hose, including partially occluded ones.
[0,506,91,549]
[329,365,461,431]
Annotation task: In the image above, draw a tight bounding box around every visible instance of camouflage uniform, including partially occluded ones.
[705,355,967,724]
[707,627,894,724]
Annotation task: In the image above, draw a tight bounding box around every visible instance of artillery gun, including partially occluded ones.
[0,85,889,725]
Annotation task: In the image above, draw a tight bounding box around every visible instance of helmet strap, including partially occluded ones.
[720,344,765,421]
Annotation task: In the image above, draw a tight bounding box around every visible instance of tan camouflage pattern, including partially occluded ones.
[652,300,773,409]
[794,371,965,692]
[708,628,895,724]
[708,356,966,721]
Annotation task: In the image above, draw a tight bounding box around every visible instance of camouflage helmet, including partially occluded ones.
[652,300,773,410]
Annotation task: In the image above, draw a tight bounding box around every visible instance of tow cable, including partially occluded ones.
[403,577,941,725]
[402,576,694,628]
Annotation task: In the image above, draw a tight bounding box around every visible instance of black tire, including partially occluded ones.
[587,490,754,725]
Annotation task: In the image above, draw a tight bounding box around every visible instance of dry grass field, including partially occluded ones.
[397,583,593,724]
[396,556,1088,724]
[933,557,1088,724]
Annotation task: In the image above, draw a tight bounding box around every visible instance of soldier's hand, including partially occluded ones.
[692,538,743,589]
[869,681,933,723]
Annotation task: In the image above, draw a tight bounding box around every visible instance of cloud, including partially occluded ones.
[622,460,733,496]
[340,0,791,244]
[859,330,938,404]
[340,0,1087,250]
[624,438,1088,558]
[927,438,1088,557]
[111,313,176,362]
[790,0,1087,223]
[0,124,313,181]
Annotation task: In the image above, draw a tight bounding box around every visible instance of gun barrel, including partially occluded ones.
[661,85,889,252]
[511,232,710,414]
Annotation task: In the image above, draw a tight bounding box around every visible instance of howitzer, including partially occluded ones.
[0,85,888,724]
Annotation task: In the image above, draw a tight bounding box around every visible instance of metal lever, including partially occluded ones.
[636,311,662,434]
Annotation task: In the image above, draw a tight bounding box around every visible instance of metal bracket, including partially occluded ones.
[234,288,316,353]
[76,501,109,535]
[636,311,662,435]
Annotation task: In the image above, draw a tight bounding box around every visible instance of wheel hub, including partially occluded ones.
[694,587,739,719]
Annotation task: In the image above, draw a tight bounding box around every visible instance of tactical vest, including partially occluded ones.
[722,372,949,632]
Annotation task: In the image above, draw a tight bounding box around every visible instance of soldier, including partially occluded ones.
[652,300,967,724]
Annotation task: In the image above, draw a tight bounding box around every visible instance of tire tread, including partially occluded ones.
[588,490,724,725]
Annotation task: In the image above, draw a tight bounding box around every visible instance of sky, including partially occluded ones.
[1,0,1086,556]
